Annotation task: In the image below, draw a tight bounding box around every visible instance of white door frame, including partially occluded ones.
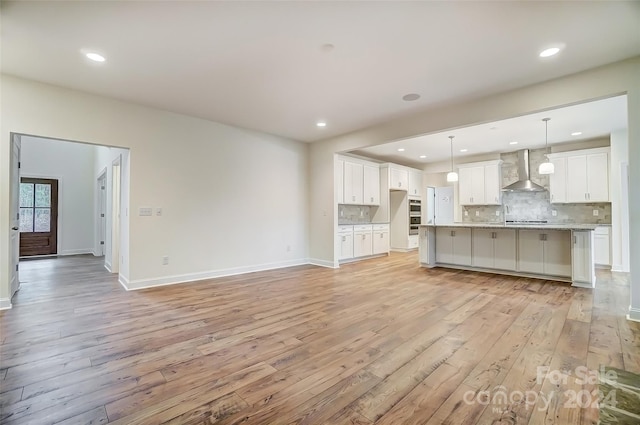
[111,156,121,274]
[8,133,21,303]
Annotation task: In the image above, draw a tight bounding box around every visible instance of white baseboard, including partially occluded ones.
[58,249,95,256]
[308,258,337,269]
[627,307,640,322]
[104,261,112,273]
[611,264,630,273]
[121,258,311,291]
[0,298,12,310]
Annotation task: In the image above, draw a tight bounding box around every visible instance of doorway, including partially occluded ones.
[19,178,59,256]
[110,157,121,274]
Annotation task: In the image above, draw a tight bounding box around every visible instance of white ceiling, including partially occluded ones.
[1,1,639,142]
[352,95,628,166]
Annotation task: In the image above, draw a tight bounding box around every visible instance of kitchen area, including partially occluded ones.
[336,95,630,289]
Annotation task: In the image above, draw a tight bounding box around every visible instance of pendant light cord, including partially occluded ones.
[543,118,550,156]
[449,136,454,171]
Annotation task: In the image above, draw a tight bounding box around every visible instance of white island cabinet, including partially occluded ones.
[435,227,471,266]
[472,228,516,271]
[419,224,596,287]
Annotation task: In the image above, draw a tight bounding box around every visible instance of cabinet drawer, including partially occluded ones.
[372,224,389,231]
[594,226,610,236]
[354,225,373,232]
[338,225,353,234]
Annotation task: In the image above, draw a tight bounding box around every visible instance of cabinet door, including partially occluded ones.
[451,227,472,266]
[484,164,501,205]
[361,231,373,256]
[566,155,588,203]
[472,229,494,269]
[363,165,380,205]
[493,229,517,271]
[338,233,353,260]
[518,230,545,274]
[586,153,609,202]
[594,233,610,265]
[458,168,474,205]
[372,230,389,254]
[419,227,432,264]
[435,227,453,264]
[543,230,572,277]
[353,232,364,257]
[408,171,423,197]
[390,167,408,191]
[344,161,363,204]
[335,159,344,204]
[572,231,594,285]
[549,157,566,203]
[470,167,485,205]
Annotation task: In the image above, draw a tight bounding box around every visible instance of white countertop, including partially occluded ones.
[419,223,603,230]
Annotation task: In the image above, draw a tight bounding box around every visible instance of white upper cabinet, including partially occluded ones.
[458,160,502,205]
[343,161,364,205]
[549,148,609,204]
[337,156,381,206]
[335,158,344,204]
[408,170,423,198]
[389,167,409,191]
[549,157,567,203]
[363,165,380,205]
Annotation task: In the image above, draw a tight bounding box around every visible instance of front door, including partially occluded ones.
[19,178,59,256]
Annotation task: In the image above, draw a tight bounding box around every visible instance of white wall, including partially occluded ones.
[309,56,640,319]
[20,136,96,255]
[0,74,308,297]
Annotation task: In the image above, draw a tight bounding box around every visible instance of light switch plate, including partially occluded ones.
[495,211,500,216]
[139,207,152,216]
[464,211,468,216]
[593,209,599,216]
[475,211,480,217]
[552,210,557,217]
[156,208,162,216]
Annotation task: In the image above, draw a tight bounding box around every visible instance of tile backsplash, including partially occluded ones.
[338,205,372,224]
[461,147,611,224]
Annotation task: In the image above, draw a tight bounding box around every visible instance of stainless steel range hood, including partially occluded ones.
[502,149,546,192]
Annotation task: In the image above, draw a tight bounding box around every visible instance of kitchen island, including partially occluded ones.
[418,223,597,288]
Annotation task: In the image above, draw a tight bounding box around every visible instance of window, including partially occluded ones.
[20,180,53,232]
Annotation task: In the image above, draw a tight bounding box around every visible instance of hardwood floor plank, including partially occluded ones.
[1,253,636,424]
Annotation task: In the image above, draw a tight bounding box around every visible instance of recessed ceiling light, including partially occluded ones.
[316,122,327,127]
[402,93,420,102]
[85,52,106,62]
[539,47,560,58]
[419,155,427,159]
[397,148,405,152]
[460,149,468,153]
[509,141,518,145]
[571,131,582,136]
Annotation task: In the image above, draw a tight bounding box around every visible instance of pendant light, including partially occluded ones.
[538,118,555,175]
[446,135,458,182]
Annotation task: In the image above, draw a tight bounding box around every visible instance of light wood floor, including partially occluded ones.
[1,253,638,424]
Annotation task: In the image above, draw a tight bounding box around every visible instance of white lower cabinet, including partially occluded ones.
[338,225,354,261]
[436,227,472,266]
[353,225,373,258]
[472,229,516,271]
[517,229,571,277]
[594,226,611,266]
[372,224,390,255]
[572,230,595,286]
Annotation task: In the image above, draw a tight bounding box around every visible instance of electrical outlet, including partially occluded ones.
[286,245,291,252]
[593,209,599,216]
[464,211,468,216]
[495,211,500,216]
[552,210,557,217]
[156,208,162,216]
[475,211,480,217]
[162,256,169,265]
